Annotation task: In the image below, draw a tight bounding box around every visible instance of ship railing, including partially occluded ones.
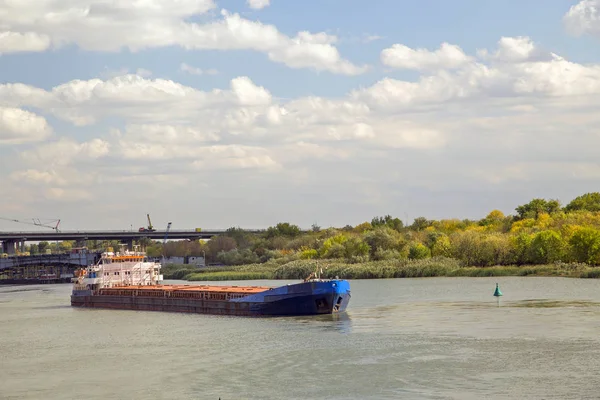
[97,287,244,301]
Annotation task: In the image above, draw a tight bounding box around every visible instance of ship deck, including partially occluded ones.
[96,284,273,301]
[104,284,271,294]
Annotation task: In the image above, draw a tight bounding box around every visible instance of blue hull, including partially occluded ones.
[233,279,351,316]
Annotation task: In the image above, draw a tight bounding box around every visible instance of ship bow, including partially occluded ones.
[237,279,351,316]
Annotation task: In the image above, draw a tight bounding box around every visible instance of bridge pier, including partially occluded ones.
[2,240,16,255]
[125,239,134,251]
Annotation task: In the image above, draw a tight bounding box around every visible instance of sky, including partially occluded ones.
[1,0,600,232]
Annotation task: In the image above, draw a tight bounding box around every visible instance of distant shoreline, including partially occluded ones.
[161,258,600,282]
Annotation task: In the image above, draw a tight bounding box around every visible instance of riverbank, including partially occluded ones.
[161,257,600,281]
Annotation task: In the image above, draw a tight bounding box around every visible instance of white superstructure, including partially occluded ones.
[73,248,163,292]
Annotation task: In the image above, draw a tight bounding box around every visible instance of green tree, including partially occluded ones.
[251,238,270,258]
[512,233,534,265]
[515,198,561,220]
[265,222,301,238]
[371,215,404,231]
[38,241,49,254]
[479,210,508,231]
[163,241,193,257]
[363,226,403,256]
[146,244,163,258]
[208,236,238,258]
[408,243,431,259]
[481,210,505,223]
[343,237,371,259]
[564,192,600,212]
[353,222,373,233]
[319,235,348,258]
[59,240,74,252]
[569,227,600,264]
[483,234,515,265]
[225,227,253,249]
[217,248,259,265]
[188,240,209,257]
[450,231,513,266]
[410,217,431,231]
[431,235,452,257]
[300,247,318,259]
[28,244,39,254]
[529,230,565,264]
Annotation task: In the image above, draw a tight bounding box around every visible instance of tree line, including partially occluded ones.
[19,192,600,267]
[160,192,600,267]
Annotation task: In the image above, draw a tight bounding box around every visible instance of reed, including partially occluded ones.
[160,264,198,280]
[186,271,274,281]
[579,268,600,279]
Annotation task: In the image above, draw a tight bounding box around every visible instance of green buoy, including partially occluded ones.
[493,283,503,297]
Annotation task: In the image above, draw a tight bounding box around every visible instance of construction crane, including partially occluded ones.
[0,217,61,232]
[161,222,172,264]
[138,213,156,232]
[163,222,172,245]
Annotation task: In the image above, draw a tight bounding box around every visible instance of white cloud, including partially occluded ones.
[247,0,270,10]
[10,169,68,186]
[114,124,220,145]
[182,10,366,75]
[107,174,190,186]
[0,1,364,75]
[278,142,351,162]
[231,76,272,106]
[4,38,600,131]
[0,107,52,145]
[477,36,553,63]
[20,138,110,168]
[3,35,600,221]
[0,0,217,51]
[381,42,473,70]
[0,32,51,53]
[191,146,278,170]
[362,37,600,110]
[564,0,600,38]
[9,137,112,205]
[108,138,279,170]
[16,74,226,125]
[44,187,92,202]
[180,63,218,75]
[0,74,277,127]
[0,83,55,110]
[109,122,278,173]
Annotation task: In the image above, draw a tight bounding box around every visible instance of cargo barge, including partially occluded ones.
[71,250,351,316]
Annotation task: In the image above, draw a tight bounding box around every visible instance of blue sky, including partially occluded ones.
[1,0,593,94]
[1,0,600,231]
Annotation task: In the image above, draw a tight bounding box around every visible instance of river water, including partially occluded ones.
[1,277,599,399]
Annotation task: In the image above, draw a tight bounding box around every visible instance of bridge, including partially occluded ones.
[0,251,103,284]
[0,252,102,270]
[0,229,265,255]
